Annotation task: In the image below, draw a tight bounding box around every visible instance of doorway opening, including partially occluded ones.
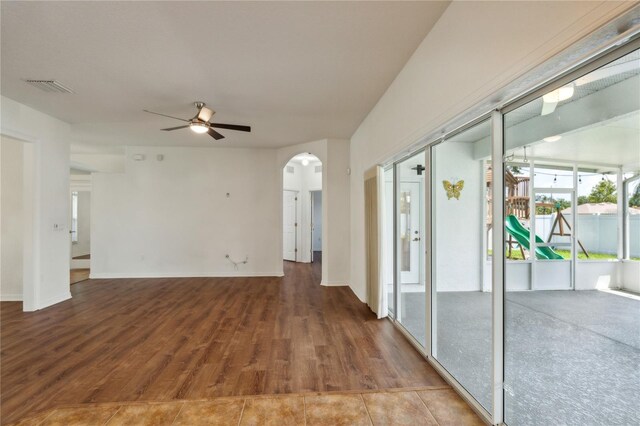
[282,153,323,269]
[69,169,91,284]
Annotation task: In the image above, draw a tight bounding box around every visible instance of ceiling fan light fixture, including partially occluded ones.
[190,122,209,134]
[301,159,310,166]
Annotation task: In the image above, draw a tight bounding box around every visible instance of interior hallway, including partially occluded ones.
[1,261,446,425]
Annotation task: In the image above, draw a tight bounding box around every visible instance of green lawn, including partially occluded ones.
[499,247,640,261]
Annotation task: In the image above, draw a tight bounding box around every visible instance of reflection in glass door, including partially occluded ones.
[396,151,426,347]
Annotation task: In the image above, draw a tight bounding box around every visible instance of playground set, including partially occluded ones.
[486,167,589,260]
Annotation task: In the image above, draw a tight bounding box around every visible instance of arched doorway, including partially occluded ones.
[282,153,323,271]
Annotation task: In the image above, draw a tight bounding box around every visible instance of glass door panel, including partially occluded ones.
[504,48,640,425]
[431,119,492,412]
[396,151,426,347]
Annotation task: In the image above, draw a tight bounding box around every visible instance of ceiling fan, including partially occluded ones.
[143,102,251,140]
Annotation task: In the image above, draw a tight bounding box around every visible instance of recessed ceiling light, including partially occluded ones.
[543,135,562,142]
[301,159,309,166]
[541,83,575,115]
[543,84,574,103]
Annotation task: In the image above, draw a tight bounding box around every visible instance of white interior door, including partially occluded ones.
[283,190,297,261]
[400,181,422,284]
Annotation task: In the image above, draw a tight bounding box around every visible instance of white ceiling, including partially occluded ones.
[0,1,449,153]
[526,111,640,170]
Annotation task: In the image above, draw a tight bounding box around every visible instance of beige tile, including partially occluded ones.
[105,402,183,426]
[239,396,304,425]
[362,391,437,425]
[173,399,244,426]
[40,406,120,425]
[304,394,371,426]
[417,389,484,426]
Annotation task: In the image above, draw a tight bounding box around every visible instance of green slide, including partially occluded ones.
[505,215,564,260]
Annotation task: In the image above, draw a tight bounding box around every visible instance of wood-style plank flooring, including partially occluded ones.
[1,261,445,425]
[70,268,90,285]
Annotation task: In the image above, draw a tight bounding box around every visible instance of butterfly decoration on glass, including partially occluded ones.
[443,180,464,200]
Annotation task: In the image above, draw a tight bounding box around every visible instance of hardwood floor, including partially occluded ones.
[1,261,445,425]
[70,268,90,284]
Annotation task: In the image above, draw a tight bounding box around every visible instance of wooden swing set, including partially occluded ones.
[544,202,590,258]
[487,167,590,259]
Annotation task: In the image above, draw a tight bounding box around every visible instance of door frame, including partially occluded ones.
[283,189,298,262]
[310,190,322,263]
[530,186,575,290]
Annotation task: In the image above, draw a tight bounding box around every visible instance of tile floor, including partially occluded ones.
[9,387,485,426]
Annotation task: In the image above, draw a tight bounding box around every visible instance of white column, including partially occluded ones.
[490,110,504,425]
[617,169,624,260]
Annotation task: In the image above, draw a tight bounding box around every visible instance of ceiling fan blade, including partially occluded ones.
[208,128,225,140]
[161,125,190,131]
[143,110,189,122]
[197,106,215,122]
[210,123,251,132]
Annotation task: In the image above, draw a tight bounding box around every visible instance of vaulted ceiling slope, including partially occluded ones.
[1,1,449,152]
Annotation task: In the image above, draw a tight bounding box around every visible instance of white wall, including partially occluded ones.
[1,136,24,300]
[349,1,632,302]
[433,141,483,292]
[312,190,322,251]
[91,146,281,278]
[324,139,350,285]
[621,261,640,293]
[71,153,125,173]
[1,96,71,310]
[283,159,322,263]
[277,139,350,286]
[71,191,91,258]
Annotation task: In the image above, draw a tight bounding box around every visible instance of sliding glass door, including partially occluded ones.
[396,151,426,347]
[431,119,493,413]
[503,47,640,426]
[380,35,639,426]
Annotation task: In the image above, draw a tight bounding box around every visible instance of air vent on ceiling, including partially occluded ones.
[315,165,322,173]
[286,165,295,174]
[24,79,74,93]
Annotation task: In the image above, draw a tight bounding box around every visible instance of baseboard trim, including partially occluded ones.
[0,293,23,302]
[320,280,348,287]
[89,272,285,279]
[38,291,71,310]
